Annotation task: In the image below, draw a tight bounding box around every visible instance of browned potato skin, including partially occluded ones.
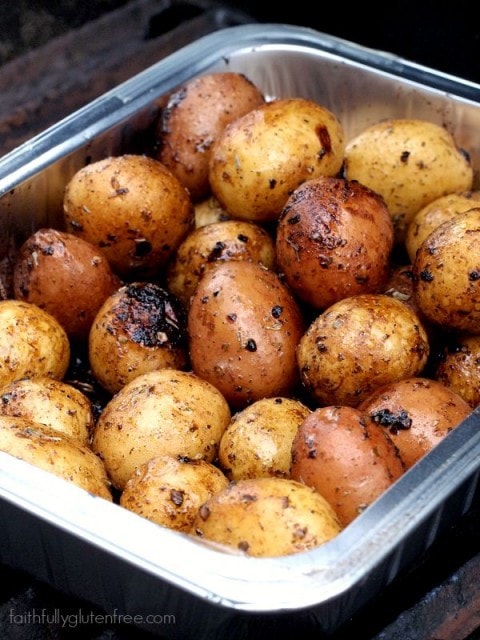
[435,334,480,408]
[155,72,265,201]
[188,261,305,409]
[218,397,311,481]
[413,207,480,334]
[88,282,188,395]
[209,97,346,223]
[190,476,342,557]
[297,294,430,407]
[0,376,94,446]
[92,369,231,490]
[63,154,194,278]
[13,228,121,340]
[344,118,474,243]
[405,191,480,262]
[276,176,394,309]
[0,300,70,388]
[120,454,229,532]
[166,220,277,307]
[290,406,404,527]
[0,415,112,500]
[358,377,471,469]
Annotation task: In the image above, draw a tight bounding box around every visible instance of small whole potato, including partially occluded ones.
[290,406,405,526]
[63,154,194,278]
[89,281,188,395]
[358,377,472,468]
[218,397,311,481]
[209,97,346,223]
[120,454,229,532]
[405,190,480,262]
[0,415,112,500]
[344,118,474,243]
[435,334,480,408]
[188,261,305,409]
[0,376,94,446]
[190,476,342,557]
[0,299,70,388]
[13,228,121,340]
[275,176,394,309]
[413,207,480,333]
[166,219,276,307]
[297,294,430,407]
[155,72,265,201]
[194,195,230,228]
[92,369,231,490]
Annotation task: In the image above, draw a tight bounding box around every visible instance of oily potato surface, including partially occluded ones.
[190,476,342,557]
[344,118,474,243]
[435,334,480,408]
[209,97,345,223]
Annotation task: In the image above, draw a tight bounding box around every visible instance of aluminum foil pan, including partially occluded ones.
[0,23,480,639]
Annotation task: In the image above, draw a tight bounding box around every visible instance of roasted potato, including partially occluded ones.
[0,415,112,500]
[190,476,342,557]
[276,176,394,309]
[435,334,480,408]
[166,219,276,307]
[290,406,405,526]
[344,118,474,243]
[0,376,94,446]
[155,72,265,201]
[218,397,311,481]
[188,261,305,409]
[88,281,188,394]
[12,228,121,340]
[413,207,480,334]
[358,377,471,468]
[209,97,346,223]
[120,454,229,532]
[92,369,231,490]
[296,294,430,407]
[63,154,194,278]
[0,299,70,388]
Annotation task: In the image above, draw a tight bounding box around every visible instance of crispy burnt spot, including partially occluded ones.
[114,282,187,348]
[316,125,332,159]
[370,408,412,435]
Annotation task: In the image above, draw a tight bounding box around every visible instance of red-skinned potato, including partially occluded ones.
[155,72,265,201]
[276,176,394,309]
[290,405,405,527]
[13,228,121,340]
[188,261,305,409]
[63,154,194,278]
[358,377,472,468]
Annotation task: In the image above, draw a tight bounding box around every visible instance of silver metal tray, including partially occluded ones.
[1,23,480,639]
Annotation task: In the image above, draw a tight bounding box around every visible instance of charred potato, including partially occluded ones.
[155,72,265,201]
[120,454,229,532]
[0,300,70,388]
[92,369,231,490]
[89,282,188,395]
[297,294,430,407]
[276,176,394,309]
[218,397,311,481]
[209,97,346,223]
[358,377,471,468]
[290,406,404,526]
[190,476,342,557]
[63,154,194,278]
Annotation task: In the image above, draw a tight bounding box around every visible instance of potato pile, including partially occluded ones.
[1,70,478,558]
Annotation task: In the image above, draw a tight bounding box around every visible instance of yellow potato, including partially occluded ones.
[0,376,94,446]
[344,118,474,243]
[190,477,342,557]
[218,397,311,481]
[0,415,112,500]
[0,299,70,388]
[92,369,231,490]
[209,97,345,223]
[435,333,480,408]
[120,454,229,532]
